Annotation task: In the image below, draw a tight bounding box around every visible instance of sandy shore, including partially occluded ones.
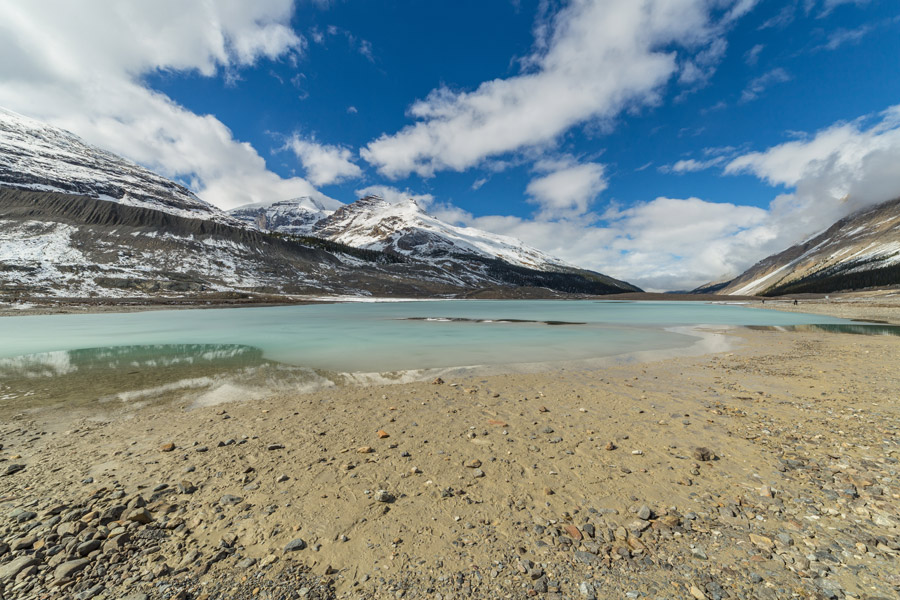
[1,303,898,599]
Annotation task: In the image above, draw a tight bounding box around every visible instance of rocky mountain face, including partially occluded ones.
[228,197,338,236]
[716,197,900,296]
[1,109,639,299]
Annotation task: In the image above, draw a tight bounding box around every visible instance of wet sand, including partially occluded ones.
[0,300,898,599]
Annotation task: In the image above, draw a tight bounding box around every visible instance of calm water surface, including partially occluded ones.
[0,300,868,411]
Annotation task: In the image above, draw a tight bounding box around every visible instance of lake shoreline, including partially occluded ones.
[1,300,898,599]
[2,289,897,322]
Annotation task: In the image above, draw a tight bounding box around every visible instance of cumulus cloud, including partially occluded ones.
[285,135,363,186]
[0,0,333,209]
[362,0,755,178]
[431,198,773,292]
[726,104,900,227]
[526,162,607,217]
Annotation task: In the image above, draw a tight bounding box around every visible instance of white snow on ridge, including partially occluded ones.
[316,197,577,272]
[0,107,238,225]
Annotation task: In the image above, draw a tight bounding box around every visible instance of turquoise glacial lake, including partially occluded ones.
[0,300,878,410]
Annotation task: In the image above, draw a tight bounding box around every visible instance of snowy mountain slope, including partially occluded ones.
[718,197,900,296]
[230,195,640,293]
[0,107,236,225]
[312,196,576,271]
[0,188,485,299]
[229,197,338,236]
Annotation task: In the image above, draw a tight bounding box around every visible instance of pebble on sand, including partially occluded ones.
[283,538,307,552]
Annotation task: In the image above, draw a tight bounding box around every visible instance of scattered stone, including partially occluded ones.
[0,556,38,582]
[74,584,105,600]
[465,459,482,468]
[54,558,89,583]
[267,443,285,451]
[605,442,617,451]
[219,495,243,506]
[374,490,395,503]
[749,533,775,550]
[689,584,707,599]
[160,442,176,452]
[3,464,25,476]
[76,539,102,556]
[377,430,390,439]
[564,524,583,540]
[759,485,773,498]
[692,447,715,461]
[357,446,374,454]
[284,538,307,552]
[127,508,152,524]
[579,581,596,599]
[637,505,652,520]
[472,468,485,478]
[431,377,444,385]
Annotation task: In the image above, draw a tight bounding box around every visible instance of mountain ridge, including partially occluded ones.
[709,197,900,296]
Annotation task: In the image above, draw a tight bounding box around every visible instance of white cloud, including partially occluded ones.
[354,184,435,206]
[362,0,754,178]
[285,135,363,186]
[526,162,607,216]
[429,106,900,291]
[744,43,764,65]
[726,105,900,225]
[759,3,796,29]
[659,157,726,174]
[428,197,772,292]
[819,25,874,50]
[0,0,333,209]
[740,67,791,102]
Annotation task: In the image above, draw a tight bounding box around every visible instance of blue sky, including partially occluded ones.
[1,0,899,290]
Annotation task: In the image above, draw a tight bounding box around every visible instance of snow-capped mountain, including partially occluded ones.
[229,197,338,236]
[717,197,900,296]
[0,107,235,225]
[313,196,575,271]
[230,195,640,293]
